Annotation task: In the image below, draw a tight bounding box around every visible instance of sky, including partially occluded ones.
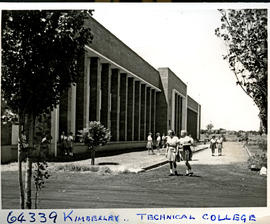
[91,4,261,131]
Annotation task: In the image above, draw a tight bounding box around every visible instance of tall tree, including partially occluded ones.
[206,123,214,133]
[215,9,267,133]
[2,10,93,208]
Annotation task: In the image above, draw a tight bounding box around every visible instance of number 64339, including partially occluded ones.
[7,211,57,223]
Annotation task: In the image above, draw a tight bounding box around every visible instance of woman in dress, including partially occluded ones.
[216,136,223,156]
[166,130,179,176]
[161,133,166,149]
[146,132,154,155]
[179,130,194,176]
[67,132,74,156]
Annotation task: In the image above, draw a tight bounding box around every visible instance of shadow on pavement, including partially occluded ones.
[98,162,119,165]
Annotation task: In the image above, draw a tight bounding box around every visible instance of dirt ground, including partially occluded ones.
[1,142,266,209]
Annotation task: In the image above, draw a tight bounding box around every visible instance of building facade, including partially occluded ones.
[187,95,201,140]
[50,16,201,156]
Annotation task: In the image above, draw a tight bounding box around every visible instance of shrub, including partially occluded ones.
[248,153,267,170]
[257,138,267,152]
[83,121,111,165]
[83,121,111,147]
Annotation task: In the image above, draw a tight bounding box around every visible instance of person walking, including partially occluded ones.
[161,133,167,149]
[40,133,51,158]
[188,134,194,161]
[216,136,223,156]
[146,133,154,155]
[60,131,68,156]
[210,135,216,156]
[156,132,161,155]
[179,130,194,176]
[67,132,74,156]
[165,130,179,176]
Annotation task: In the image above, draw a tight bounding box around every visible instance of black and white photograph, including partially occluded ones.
[0,2,268,218]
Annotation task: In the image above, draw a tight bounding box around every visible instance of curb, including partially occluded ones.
[140,145,209,172]
[140,160,168,172]
[193,146,209,153]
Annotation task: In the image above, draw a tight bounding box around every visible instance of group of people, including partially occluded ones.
[146,132,163,155]
[146,130,194,176]
[209,135,224,156]
[18,130,52,158]
[60,131,74,156]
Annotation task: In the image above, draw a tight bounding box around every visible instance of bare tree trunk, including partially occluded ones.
[91,148,95,165]
[25,157,32,209]
[25,113,35,209]
[18,152,24,208]
[18,113,24,209]
[35,184,38,209]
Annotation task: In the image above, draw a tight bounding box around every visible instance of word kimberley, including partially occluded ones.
[64,210,120,222]
[136,213,256,222]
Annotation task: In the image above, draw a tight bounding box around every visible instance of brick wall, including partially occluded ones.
[157,68,187,134]
[187,95,199,112]
[187,108,198,140]
[167,68,187,97]
[158,68,187,130]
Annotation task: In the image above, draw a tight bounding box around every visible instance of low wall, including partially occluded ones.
[1,145,18,164]
[53,141,147,155]
[2,141,147,164]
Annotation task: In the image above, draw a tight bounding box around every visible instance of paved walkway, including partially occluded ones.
[191,141,249,165]
[1,144,209,173]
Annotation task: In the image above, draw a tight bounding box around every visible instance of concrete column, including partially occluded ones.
[119,73,128,141]
[11,125,19,145]
[59,90,68,134]
[67,84,76,135]
[140,84,146,141]
[76,55,86,131]
[154,90,156,136]
[175,92,178,134]
[138,82,141,140]
[197,104,201,140]
[83,56,90,129]
[178,95,182,133]
[181,95,187,131]
[151,89,156,135]
[171,89,175,131]
[184,94,188,130]
[110,69,120,141]
[51,105,59,157]
[149,88,152,134]
[127,77,135,141]
[89,57,101,122]
[100,63,111,128]
[134,81,141,141]
[108,66,112,131]
[146,87,150,135]
[132,79,135,140]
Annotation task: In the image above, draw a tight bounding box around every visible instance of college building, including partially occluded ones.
[49,16,201,156]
